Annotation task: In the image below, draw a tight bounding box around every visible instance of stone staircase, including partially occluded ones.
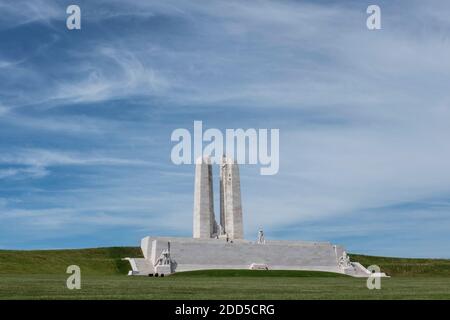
[343,262,389,277]
[124,258,154,276]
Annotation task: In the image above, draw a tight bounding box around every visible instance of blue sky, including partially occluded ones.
[0,0,449,257]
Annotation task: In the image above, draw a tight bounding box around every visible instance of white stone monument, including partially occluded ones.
[219,156,244,240]
[193,156,217,238]
[125,157,384,278]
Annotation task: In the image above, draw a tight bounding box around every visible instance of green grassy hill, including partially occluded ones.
[0,247,448,277]
[0,248,449,299]
[0,247,142,275]
[349,254,450,277]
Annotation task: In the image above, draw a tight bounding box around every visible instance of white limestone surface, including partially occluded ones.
[141,236,345,274]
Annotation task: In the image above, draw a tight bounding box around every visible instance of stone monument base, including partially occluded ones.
[125,236,381,277]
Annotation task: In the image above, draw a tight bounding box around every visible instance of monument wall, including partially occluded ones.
[141,236,343,273]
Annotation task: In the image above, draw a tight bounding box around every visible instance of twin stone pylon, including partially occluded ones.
[193,156,243,240]
[220,156,244,240]
[193,156,216,239]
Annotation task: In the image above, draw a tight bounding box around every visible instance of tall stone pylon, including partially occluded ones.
[193,156,216,238]
[220,156,244,239]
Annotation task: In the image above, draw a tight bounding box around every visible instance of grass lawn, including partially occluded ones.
[0,248,449,299]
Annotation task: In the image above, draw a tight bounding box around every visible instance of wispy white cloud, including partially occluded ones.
[0,103,9,116]
[0,149,152,180]
[50,46,171,105]
[0,167,49,180]
[0,0,61,29]
[2,113,114,133]
[0,148,151,167]
[0,192,191,235]
[1,0,449,256]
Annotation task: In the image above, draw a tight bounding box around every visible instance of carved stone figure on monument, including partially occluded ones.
[338,251,352,269]
[257,229,265,244]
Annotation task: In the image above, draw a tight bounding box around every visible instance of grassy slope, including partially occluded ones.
[0,247,449,277]
[0,248,449,299]
[349,254,450,277]
[0,247,142,275]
